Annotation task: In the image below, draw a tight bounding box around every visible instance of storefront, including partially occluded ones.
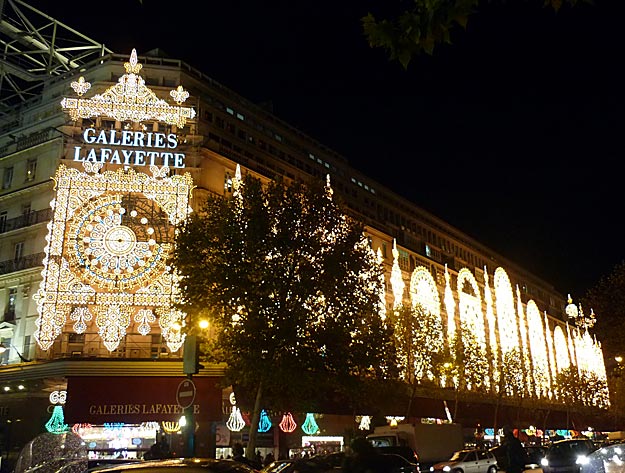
[65,376,222,458]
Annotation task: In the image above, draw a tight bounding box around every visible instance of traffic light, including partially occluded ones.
[183,335,203,374]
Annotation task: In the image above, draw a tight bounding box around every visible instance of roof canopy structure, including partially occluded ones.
[0,0,112,117]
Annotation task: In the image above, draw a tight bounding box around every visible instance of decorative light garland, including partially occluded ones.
[258,409,272,433]
[61,49,195,127]
[161,421,180,434]
[301,413,319,435]
[279,413,297,433]
[357,415,371,431]
[226,406,246,432]
[33,164,193,352]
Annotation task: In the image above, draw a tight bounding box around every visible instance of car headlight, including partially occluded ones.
[576,455,589,465]
[541,458,549,466]
[430,468,434,472]
[443,466,451,472]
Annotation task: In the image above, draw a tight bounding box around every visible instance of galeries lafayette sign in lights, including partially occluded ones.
[73,128,186,168]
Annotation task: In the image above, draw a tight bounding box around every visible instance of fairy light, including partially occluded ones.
[357,415,371,431]
[61,49,195,127]
[258,409,272,433]
[301,413,319,435]
[527,301,550,397]
[390,239,405,307]
[226,407,245,432]
[444,265,456,345]
[33,164,193,352]
[279,413,297,433]
[386,416,404,427]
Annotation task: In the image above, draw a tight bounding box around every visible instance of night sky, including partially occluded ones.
[27,0,625,298]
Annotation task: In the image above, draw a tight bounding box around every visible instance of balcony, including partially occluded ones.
[0,208,51,235]
[0,252,45,275]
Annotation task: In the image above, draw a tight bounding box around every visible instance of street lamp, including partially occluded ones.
[613,356,623,430]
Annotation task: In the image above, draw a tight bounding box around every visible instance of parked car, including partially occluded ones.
[524,446,547,469]
[540,438,596,473]
[430,449,497,473]
[580,442,625,473]
[374,446,420,467]
[89,458,260,473]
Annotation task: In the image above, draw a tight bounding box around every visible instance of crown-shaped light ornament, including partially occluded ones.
[61,48,195,127]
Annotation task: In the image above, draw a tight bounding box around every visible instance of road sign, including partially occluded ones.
[176,378,196,409]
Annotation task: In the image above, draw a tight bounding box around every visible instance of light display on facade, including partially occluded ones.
[61,49,195,128]
[34,50,195,352]
[390,247,610,408]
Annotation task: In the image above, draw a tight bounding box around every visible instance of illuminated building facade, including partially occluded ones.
[0,1,611,461]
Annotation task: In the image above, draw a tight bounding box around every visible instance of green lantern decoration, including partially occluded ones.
[301,413,319,435]
[45,390,69,434]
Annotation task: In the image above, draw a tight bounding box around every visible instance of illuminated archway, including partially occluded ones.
[494,268,519,354]
[526,300,549,397]
[553,326,570,372]
[457,268,486,348]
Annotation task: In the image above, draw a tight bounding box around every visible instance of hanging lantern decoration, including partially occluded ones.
[46,406,69,434]
[258,409,272,433]
[71,423,93,436]
[45,390,69,434]
[357,415,372,431]
[161,421,181,434]
[385,416,404,427]
[302,413,319,435]
[226,406,246,432]
[279,412,297,433]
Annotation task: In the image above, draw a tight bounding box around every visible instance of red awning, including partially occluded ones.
[65,376,222,424]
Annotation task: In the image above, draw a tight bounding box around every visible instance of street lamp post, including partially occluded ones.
[614,356,623,430]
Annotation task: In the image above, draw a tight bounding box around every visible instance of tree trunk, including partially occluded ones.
[245,380,263,461]
[405,382,418,418]
[493,394,502,442]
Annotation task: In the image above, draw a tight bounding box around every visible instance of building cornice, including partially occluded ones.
[0,359,226,381]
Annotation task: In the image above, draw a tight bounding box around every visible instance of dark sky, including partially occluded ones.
[27,0,625,297]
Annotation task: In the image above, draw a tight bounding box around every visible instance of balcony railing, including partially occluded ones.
[0,208,51,235]
[0,252,45,275]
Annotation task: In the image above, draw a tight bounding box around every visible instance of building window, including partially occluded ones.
[425,244,432,258]
[5,288,17,321]
[0,211,6,233]
[382,242,387,258]
[399,249,410,271]
[2,167,13,189]
[224,172,233,193]
[25,159,37,182]
[0,337,10,364]
[13,241,24,261]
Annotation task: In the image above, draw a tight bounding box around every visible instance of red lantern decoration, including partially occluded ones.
[279,412,297,433]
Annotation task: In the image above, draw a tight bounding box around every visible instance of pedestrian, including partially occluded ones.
[342,437,385,473]
[263,452,275,467]
[502,426,526,473]
[232,443,255,468]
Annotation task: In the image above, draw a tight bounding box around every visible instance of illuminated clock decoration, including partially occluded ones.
[279,413,297,433]
[258,409,272,433]
[33,164,193,351]
[301,413,319,435]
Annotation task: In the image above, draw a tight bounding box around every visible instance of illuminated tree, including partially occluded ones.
[362,0,586,68]
[493,348,525,435]
[174,172,396,459]
[392,302,445,416]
